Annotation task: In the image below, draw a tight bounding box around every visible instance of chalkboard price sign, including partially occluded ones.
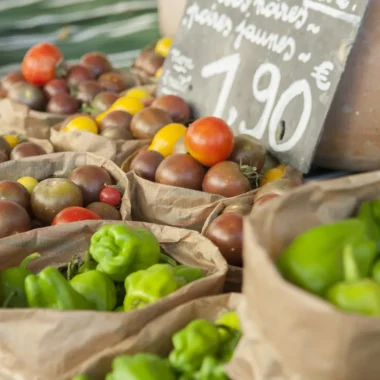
[157,0,370,173]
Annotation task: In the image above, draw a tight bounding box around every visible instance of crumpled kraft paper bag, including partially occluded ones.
[0,98,65,139]
[50,127,151,167]
[201,196,254,293]
[0,151,131,220]
[62,293,242,380]
[0,220,228,380]
[130,172,257,232]
[240,172,380,380]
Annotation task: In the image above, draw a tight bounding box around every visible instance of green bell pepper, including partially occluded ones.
[123,264,181,311]
[215,311,240,341]
[357,200,380,250]
[169,319,220,373]
[70,270,116,311]
[172,265,205,287]
[372,258,380,285]
[215,311,241,362]
[105,353,176,380]
[326,245,380,317]
[0,253,40,308]
[277,219,377,296]
[89,224,160,282]
[72,375,91,380]
[25,267,95,310]
[193,356,229,380]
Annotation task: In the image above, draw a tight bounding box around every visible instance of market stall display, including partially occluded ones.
[0,220,227,379]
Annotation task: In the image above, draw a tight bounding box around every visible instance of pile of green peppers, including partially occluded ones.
[277,200,380,317]
[0,224,205,312]
[73,311,241,380]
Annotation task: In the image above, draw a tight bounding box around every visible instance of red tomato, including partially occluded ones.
[100,187,121,207]
[51,206,100,225]
[185,116,234,166]
[22,43,63,86]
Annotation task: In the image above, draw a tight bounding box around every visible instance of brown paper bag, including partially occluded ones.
[240,172,380,380]
[0,220,227,380]
[130,172,257,232]
[201,196,254,293]
[0,98,65,139]
[0,151,132,220]
[62,293,241,380]
[50,126,151,166]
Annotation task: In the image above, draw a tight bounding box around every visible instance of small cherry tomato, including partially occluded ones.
[100,187,121,207]
[51,206,101,225]
[22,43,63,86]
[185,117,234,167]
[155,37,173,57]
[260,164,287,186]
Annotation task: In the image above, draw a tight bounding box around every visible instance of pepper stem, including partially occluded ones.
[159,252,177,267]
[343,245,360,282]
[19,253,40,269]
[2,290,17,308]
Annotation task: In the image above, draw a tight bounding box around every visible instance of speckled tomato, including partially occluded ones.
[185,117,234,167]
[21,43,63,86]
[99,187,121,207]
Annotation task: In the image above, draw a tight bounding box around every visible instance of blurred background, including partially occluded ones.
[0,0,160,76]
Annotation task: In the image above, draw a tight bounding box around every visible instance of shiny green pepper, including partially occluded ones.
[123,264,181,311]
[0,253,40,308]
[89,224,160,282]
[25,267,95,310]
[326,245,380,317]
[169,319,220,373]
[277,219,377,296]
[70,270,116,311]
[105,353,176,380]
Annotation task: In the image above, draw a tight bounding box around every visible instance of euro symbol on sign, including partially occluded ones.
[311,61,334,92]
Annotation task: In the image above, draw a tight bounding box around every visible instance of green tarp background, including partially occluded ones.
[0,0,160,76]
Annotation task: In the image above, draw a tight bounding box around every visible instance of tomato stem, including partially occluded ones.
[240,163,262,189]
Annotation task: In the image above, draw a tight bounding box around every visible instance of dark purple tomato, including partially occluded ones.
[86,202,121,220]
[80,52,112,78]
[10,142,46,160]
[130,150,165,181]
[98,72,126,93]
[152,95,190,123]
[8,82,46,111]
[91,92,118,114]
[100,126,132,140]
[202,161,251,197]
[44,79,70,99]
[204,213,243,266]
[130,107,173,139]
[0,199,30,238]
[134,50,164,76]
[47,93,80,115]
[100,110,132,132]
[228,134,266,172]
[76,80,102,104]
[67,64,95,88]
[155,154,205,190]
[68,165,113,205]
[0,180,30,210]
[31,178,83,224]
[1,72,25,94]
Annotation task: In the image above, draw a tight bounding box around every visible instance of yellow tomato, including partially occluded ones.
[125,88,151,100]
[62,116,99,134]
[17,176,38,194]
[148,123,187,158]
[155,67,163,79]
[96,97,144,123]
[155,37,173,58]
[3,135,19,148]
[260,164,286,187]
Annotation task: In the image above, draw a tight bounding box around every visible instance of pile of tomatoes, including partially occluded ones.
[0,164,123,239]
[0,37,172,117]
[129,103,281,198]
